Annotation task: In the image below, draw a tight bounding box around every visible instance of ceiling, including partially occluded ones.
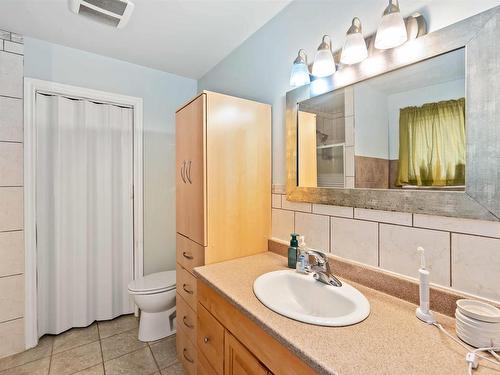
[0,0,291,79]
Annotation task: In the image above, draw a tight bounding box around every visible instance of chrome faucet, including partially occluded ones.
[306,250,342,287]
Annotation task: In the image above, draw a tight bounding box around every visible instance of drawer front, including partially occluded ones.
[197,303,224,375]
[177,264,197,311]
[177,292,197,344]
[177,233,205,273]
[197,351,219,375]
[177,328,197,375]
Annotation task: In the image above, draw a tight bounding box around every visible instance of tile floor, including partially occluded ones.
[0,315,185,375]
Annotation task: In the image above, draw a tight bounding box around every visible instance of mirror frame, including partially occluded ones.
[286,6,500,221]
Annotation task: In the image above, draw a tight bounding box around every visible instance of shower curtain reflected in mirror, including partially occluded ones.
[36,94,134,336]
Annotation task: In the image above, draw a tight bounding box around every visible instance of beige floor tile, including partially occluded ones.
[161,362,186,375]
[0,335,53,371]
[50,341,102,375]
[150,336,177,370]
[98,314,138,339]
[0,357,50,375]
[52,324,99,354]
[104,347,158,375]
[73,363,105,375]
[101,328,146,361]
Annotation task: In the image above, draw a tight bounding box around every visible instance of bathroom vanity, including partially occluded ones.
[191,252,498,374]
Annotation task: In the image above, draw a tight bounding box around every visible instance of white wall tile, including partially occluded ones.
[0,96,23,142]
[344,116,354,146]
[452,234,500,302]
[281,198,311,213]
[0,275,24,322]
[0,51,23,98]
[10,33,23,44]
[0,318,24,358]
[3,41,23,55]
[354,208,412,226]
[414,214,500,239]
[380,224,450,286]
[0,142,23,186]
[345,146,354,177]
[344,86,354,117]
[313,204,353,218]
[0,231,23,277]
[345,176,354,188]
[0,30,10,40]
[271,208,294,242]
[0,187,23,231]
[271,194,282,208]
[331,218,378,266]
[295,212,329,252]
[271,184,285,194]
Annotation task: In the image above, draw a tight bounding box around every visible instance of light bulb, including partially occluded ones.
[289,49,310,87]
[374,0,408,50]
[312,35,336,78]
[340,18,368,65]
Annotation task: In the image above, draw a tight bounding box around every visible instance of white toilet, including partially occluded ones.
[128,270,176,342]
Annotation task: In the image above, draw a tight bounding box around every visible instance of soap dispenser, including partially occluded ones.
[296,236,309,274]
[288,233,299,268]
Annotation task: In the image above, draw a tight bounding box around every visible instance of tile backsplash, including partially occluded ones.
[271,188,500,304]
[0,29,25,358]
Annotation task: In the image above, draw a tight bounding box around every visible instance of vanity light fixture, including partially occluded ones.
[374,0,408,50]
[289,49,311,87]
[340,18,368,65]
[311,35,336,77]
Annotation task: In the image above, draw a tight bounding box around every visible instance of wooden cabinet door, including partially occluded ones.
[224,331,268,375]
[176,94,207,245]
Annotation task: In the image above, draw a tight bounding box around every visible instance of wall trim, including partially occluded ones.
[23,78,144,349]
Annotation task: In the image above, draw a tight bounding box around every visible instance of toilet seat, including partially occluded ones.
[128,270,176,295]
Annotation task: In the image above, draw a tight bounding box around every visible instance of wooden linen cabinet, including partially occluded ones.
[175,91,271,374]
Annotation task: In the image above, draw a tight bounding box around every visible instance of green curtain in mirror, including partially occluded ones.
[396,98,465,187]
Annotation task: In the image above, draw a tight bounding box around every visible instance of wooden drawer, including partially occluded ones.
[177,264,197,311]
[177,327,197,375]
[177,233,205,273]
[197,303,224,375]
[197,350,219,375]
[177,292,197,344]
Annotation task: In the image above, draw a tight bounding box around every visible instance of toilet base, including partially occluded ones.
[138,306,176,342]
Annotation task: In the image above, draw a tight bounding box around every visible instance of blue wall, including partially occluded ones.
[24,38,197,274]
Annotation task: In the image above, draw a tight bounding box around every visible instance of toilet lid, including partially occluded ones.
[128,271,176,293]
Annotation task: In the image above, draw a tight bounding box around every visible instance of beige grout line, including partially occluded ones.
[96,323,106,375]
[47,332,54,374]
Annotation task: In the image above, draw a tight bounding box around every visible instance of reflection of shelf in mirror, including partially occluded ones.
[317,143,345,149]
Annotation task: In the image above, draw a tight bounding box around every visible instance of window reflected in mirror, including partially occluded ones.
[297,48,465,191]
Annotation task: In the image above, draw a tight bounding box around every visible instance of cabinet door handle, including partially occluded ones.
[186,160,192,184]
[183,316,194,328]
[183,348,194,363]
[203,336,209,344]
[182,251,194,260]
[180,161,187,183]
[182,283,194,294]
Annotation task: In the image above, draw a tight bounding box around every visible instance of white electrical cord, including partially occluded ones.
[432,322,500,374]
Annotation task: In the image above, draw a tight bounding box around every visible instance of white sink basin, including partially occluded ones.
[253,270,370,326]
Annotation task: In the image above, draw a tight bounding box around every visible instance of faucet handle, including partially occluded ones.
[306,249,328,265]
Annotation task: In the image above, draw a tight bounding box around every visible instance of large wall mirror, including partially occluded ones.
[286,6,499,221]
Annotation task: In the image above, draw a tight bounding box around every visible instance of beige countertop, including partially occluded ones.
[194,252,498,375]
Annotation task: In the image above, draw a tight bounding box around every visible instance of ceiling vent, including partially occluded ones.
[69,0,135,28]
